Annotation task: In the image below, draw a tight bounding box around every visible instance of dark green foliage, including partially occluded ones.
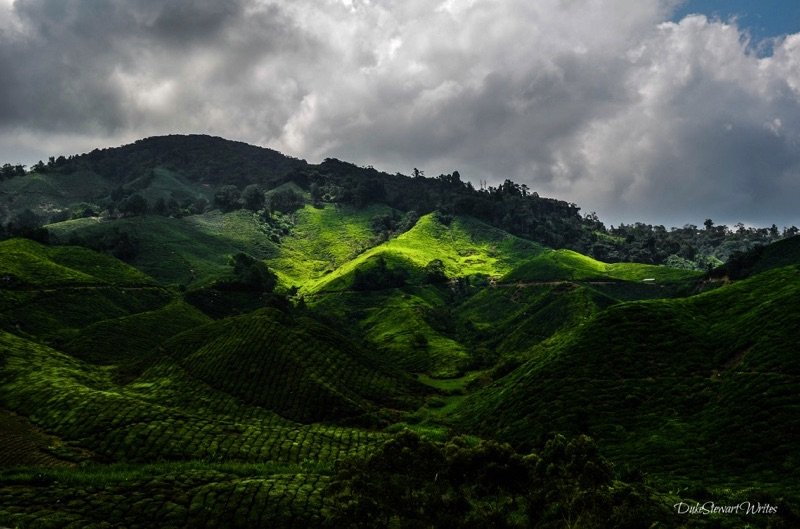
[712,235,800,280]
[214,185,241,212]
[324,430,672,529]
[241,184,265,211]
[352,256,408,291]
[0,466,334,529]
[1,135,800,528]
[423,259,448,284]
[455,265,800,495]
[67,228,140,261]
[269,188,305,213]
[0,163,26,179]
[160,308,426,422]
[42,134,304,188]
[231,253,277,292]
[118,193,148,217]
[4,209,49,243]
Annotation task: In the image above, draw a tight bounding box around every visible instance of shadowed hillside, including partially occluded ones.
[0,135,798,528]
[452,264,800,494]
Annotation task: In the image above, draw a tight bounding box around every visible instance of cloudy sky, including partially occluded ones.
[1,0,799,227]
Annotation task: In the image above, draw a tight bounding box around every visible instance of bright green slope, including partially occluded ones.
[266,204,393,288]
[46,204,391,288]
[0,238,153,286]
[305,214,544,377]
[504,248,701,283]
[451,264,800,492]
[306,213,542,293]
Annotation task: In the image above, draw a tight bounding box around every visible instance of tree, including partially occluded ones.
[310,183,323,206]
[119,194,148,217]
[424,259,448,283]
[153,197,169,216]
[214,185,241,212]
[230,252,277,292]
[352,256,407,291]
[242,184,265,211]
[6,209,49,243]
[190,197,209,215]
[269,189,304,213]
[324,431,660,529]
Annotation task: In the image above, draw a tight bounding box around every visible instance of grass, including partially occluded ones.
[504,248,702,283]
[304,213,541,294]
[266,203,392,288]
[0,238,153,286]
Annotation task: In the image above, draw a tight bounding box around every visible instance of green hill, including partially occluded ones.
[307,213,542,294]
[0,330,388,465]
[1,135,799,527]
[47,212,280,286]
[62,300,211,368]
[713,234,800,279]
[452,264,800,492]
[0,239,172,342]
[266,203,395,288]
[503,248,701,283]
[0,238,153,286]
[303,213,544,377]
[162,308,426,423]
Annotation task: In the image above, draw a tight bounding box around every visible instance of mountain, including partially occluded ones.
[3,134,789,268]
[1,136,799,528]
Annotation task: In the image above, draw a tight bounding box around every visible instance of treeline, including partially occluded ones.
[324,430,678,529]
[0,163,26,179]
[284,159,796,269]
[592,220,794,269]
[3,135,797,269]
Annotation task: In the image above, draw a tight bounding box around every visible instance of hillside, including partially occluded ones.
[161,308,427,423]
[0,134,798,527]
[451,264,800,493]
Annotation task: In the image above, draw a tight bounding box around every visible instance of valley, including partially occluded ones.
[0,136,797,528]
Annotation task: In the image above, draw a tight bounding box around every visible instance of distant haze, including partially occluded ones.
[1,0,799,228]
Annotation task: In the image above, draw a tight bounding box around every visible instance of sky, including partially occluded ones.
[1,0,799,228]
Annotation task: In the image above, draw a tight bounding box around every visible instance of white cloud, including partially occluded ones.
[0,0,799,226]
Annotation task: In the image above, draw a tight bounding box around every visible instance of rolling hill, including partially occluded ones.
[0,135,798,528]
[451,264,800,494]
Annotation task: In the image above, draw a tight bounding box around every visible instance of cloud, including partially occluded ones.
[0,0,798,226]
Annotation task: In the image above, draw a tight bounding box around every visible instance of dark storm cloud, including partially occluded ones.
[1,0,799,227]
[0,0,312,134]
